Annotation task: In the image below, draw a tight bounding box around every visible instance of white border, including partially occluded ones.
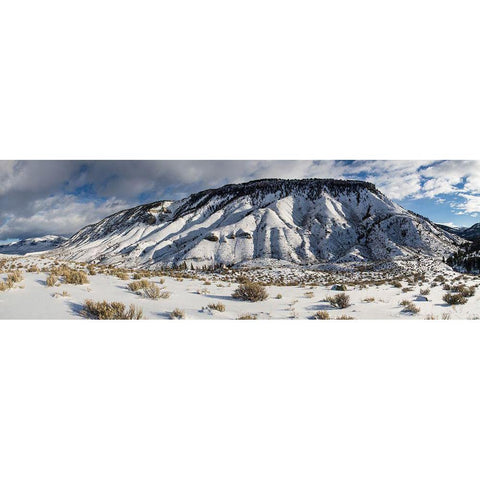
[1,1,480,479]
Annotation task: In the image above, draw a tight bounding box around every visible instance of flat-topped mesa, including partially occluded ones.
[56,177,463,267]
[195,178,380,197]
[174,178,384,219]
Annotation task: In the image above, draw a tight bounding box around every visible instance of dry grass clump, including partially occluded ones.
[63,269,89,285]
[82,300,143,319]
[128,279,152,292]
[232,282,268,302]
[392,280,402,288]
[46,274,58,287]
[208,302,226,312]
[451,284,476,297]
[304,291,314,298]
[325,293,350,309]
[143,283,162,299]
[420,288,431,296]
[52,290,71,299]
[116,271,130,280]
[363,297,375,303]
[399,300,420,314]
[236,274,249,284]
[443,293,468,305]
[237,313,258,320]
[50,264,71,276]
[8,271,24,283]
[27,264,39,272]
[87,265,96,275]
[132,270,154,279]
[275,293,283,299]
[128,279,170,299]
[312,310,330,319]
[335,315,355,320]
[170,308,185,319]
[0,279,15,291]
[402,287,413,293]
[331,284,347,291]
[0,270,24,291]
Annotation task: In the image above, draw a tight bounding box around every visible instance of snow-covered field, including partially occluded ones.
[1,253,479,319]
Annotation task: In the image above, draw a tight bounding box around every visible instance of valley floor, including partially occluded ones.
[1,254,479,320]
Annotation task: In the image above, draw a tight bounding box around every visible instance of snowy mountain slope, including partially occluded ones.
[0,235,67,255]
[56,178,463,267]
[437,222,480,241]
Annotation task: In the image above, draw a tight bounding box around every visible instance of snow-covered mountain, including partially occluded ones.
[0,235,67,255]
[437,222,480,241]
[56,178,463,267]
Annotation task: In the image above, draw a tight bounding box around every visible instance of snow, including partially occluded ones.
[1,179,475,319]
[1,254,479,319]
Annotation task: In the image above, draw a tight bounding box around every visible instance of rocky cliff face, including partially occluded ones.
[56,178,463,267]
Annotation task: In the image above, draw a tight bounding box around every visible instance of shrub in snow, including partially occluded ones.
[8,271,23,283]
[143,283,162,299]
[82,300,143,319]
[46,274,58,287]
[451,284,475,297]
[232,282,268,302]
[237,313,258,320]
[326,293,351,309]
[443,293,468,305]
[207,302,226,312]
[399,300,420,314]
[312,310,330,320]
[128,279,152,292]
[0,279,14,291]
[64,270,88,285]
[170,308,185,319]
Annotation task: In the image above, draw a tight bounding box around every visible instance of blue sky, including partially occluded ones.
[1,160,479,242]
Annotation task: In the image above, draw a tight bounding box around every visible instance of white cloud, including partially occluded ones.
[0,194,130,239]
[2,160,480,239]
[453,193,480,216]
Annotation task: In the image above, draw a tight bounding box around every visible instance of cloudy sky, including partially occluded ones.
[1,160,479,242]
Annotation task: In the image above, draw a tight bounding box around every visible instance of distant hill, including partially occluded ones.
[0,235,67,255]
